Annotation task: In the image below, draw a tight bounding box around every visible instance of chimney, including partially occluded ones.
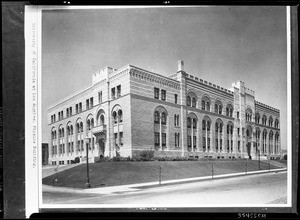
[178,60,184,72]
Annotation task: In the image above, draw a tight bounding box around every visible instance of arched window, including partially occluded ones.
[207,102,210,111]
[118,109,123,123]
[246,108,252,122]
[100,115,105,125]
[161,112,167,125]
[76,123,79,133]
[87,119,91,130]
[269,116,273,127]
[255,113,260,124]
[275,118,279,128]
[202,116,212,152]
[187,117,191,128]
[80,122,83,132]
[154,111,160,123]
[91,118,94,128]
[192,97,196,108]
[153,106,168,150]
[262,115,267,125]
[187,96,191,106]
[113,111,117,124]
[226,104,233,117]
[214,100,223,115]
[193,118,197,129]
[201,100,205,110]
[201,96,211,112]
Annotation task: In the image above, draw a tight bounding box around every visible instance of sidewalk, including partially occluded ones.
[43,167,287,195]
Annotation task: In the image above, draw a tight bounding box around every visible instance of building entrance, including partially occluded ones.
[99,138,105,157]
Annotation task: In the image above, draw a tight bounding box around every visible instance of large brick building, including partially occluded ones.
[47,60,281,165]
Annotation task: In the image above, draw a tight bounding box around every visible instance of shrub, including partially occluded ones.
[74,157,80,163]
[139,150,155,161]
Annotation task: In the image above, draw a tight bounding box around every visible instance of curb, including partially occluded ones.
[43,168,287,194]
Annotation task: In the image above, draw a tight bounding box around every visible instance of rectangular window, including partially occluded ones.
[61,111,63,119]
[154,87,159,99]
[162,133,166,146]
[220,139,222,150]
[76,104,78,113]
[238,128,240,135]
[175,94,178,104]
[98,91,102,103]
[117,85,121,98]
[66,108,69,117]
[90,97,93,107]
[120,132,123,145]
[155,132,160,146]
[161,89,166,101]
[86,99,89,109]
[111,87,116,100]
[216,138,218,150]
[187,135,191,148]
[114,133,118,146]
[70,107,72,116]
[174,114,179,127]
[81,140,84,151]
[175,133,180,147]
[207,138,210,150]
[203,137,206,147]
[193,136,197,148]
[238,141,240,152]
[237,111,239,119]
[79,103,82,112]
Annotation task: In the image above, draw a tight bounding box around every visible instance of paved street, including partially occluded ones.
[43,171,287,205]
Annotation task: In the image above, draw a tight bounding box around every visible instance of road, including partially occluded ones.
[43,171,287,205]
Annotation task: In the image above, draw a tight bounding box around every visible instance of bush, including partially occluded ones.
[139,150,155,161]
[74,157,80,163]
[283,154,287,160]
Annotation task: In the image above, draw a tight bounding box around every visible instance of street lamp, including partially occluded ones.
[85,135,91,188]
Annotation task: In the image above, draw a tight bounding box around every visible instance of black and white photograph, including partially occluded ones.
[22,5,295,217]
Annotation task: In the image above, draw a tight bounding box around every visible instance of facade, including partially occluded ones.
[47,60,281,165]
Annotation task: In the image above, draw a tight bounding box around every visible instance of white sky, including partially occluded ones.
[42,6,287,149]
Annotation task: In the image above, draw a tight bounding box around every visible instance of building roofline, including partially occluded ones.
[47,84,93,111]
[255,100,280,112]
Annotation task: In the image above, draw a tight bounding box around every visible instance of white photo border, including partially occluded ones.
[24,5,293,218]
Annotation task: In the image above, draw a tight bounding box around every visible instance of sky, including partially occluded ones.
[42,6,287,149]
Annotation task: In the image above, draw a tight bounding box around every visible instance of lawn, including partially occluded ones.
[42,160,280,189]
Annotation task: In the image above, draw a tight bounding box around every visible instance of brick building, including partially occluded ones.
[47,60,281,165]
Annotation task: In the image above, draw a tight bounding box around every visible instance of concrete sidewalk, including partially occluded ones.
[43,167,287,195]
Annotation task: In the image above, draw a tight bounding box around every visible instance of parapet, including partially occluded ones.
[92,66,118,84]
